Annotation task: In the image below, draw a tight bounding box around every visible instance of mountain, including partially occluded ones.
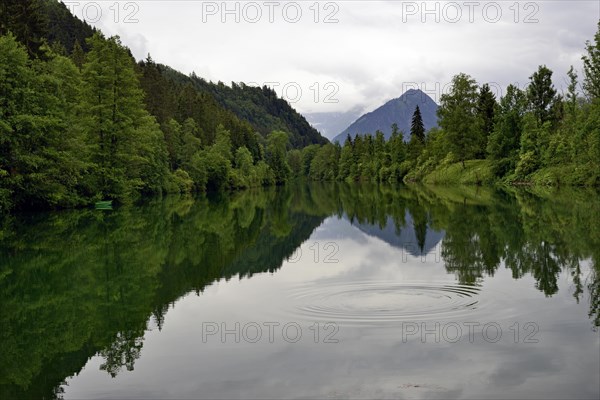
[151,67,329,148]
[203,81,329,147]
[333,89,439,143]
[304,106,364,140]
[348,212,445,257]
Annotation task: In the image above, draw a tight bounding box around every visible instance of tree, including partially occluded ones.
[0,0,47,57]
[476,83,497,158]
[561,66,585,162]
[337,136,353,181]
[0,36,90,210]
[266,131,290,184]
[582,21,600,100]
[527,65,557,126]
[374,130,386,180]
[389,124,405,164]
[487,84,526,177]
[566,66,579,116]
[287,149,302,177]
[300,144,320,177]
[437,73,480,167]
[309,144,339,181]
[138,54,176,124]
[0,33,35,210]
[71,39,85,71]
[80,33,168,200]
[408,106,426,162]
[235,146,253,174]
[410,105,426,143]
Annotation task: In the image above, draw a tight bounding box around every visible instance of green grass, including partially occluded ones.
[527,164,600,187]
[422,160,495,185]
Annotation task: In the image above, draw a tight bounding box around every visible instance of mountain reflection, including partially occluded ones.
[0,183,598,398]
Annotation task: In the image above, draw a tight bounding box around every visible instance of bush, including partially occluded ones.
[164,169,194,193]
[514,150,539,179]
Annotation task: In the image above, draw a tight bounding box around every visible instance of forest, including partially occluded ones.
[1,0,599,213]
[303,22,600,187]
[0,0,325,212]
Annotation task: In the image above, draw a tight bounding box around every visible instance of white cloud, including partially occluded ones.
[67,0,600,113]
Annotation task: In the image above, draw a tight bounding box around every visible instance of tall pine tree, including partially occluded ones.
[476,83,497,158]
[81,33,167,200]
[410,105,425,144]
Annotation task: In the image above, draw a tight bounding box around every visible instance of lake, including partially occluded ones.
[1,183,599,399]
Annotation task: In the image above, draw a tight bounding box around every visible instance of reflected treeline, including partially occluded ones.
[0,187,329,399]
[295,183,600,326]
[1,183,599,398]
[420,186,599,309]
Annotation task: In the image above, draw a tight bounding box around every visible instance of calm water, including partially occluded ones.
[1,184,599,399]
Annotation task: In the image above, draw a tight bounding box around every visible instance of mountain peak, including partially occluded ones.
[333,89,439,143]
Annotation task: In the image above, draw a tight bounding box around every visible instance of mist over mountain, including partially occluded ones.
[304,106,364,140]
[333,89,439,143]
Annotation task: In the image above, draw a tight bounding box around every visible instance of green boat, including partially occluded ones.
[95,200,113,210]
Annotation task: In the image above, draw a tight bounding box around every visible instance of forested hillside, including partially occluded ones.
[0,0,327,212]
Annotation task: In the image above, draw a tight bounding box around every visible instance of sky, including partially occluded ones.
[65,0,600,115]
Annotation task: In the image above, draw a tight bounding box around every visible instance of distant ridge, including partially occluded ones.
[349,212,445,257]
[333,89,439,143]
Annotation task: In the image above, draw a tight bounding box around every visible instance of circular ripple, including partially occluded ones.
[288,281,482,325]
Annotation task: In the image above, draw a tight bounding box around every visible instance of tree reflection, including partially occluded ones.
[100,331,144,378]
[1,183,599,398]
[0,189,328,399]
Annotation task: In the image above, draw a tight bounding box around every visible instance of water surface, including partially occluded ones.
[1,184,599,399]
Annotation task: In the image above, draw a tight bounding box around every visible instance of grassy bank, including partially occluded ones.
[404,159,599,187]
[423,160,495,185]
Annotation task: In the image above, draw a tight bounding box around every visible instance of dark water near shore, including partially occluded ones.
[1,183,599,399]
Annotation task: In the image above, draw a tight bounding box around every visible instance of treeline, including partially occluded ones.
[304,22,600,187]
[0,32,297,211]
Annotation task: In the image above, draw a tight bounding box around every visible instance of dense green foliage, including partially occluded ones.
[181,76,328,148]
[0,32,284,211]
[303,22,600,187]
[137,60,327,150]
[0,0,327,211]
[1,0,95,56]
[0,187,327,398]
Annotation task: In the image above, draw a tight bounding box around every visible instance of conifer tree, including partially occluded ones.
[71,39,85,71]
[410,105,425,144]
[81,33,167,200]
[476,84,497,158]
[527,65,557,126]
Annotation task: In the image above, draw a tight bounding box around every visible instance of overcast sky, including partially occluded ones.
[66,0,600,114]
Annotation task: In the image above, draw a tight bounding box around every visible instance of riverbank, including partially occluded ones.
[404,159,600,187]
